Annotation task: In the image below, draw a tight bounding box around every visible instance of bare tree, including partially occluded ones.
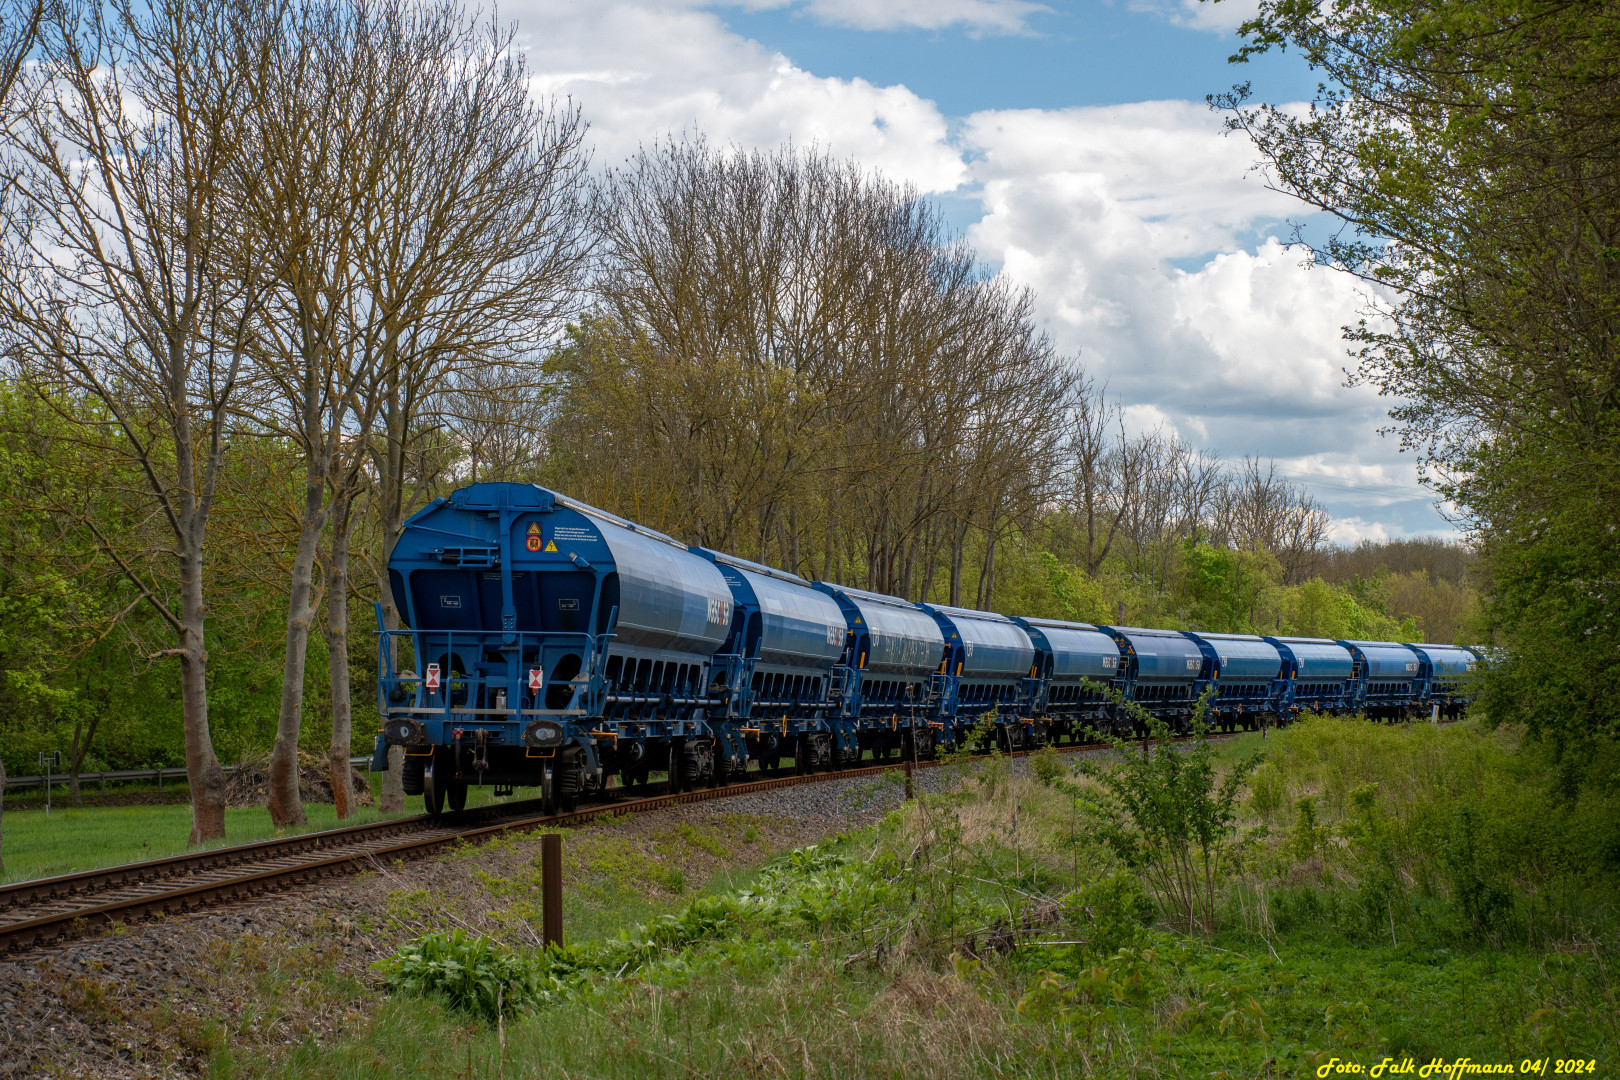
[0,0,41,104]
[1065,375,1135,576]
[346,7,590,817]
[0,0,266,844]
[232,0,592,823]
[0,0,45,871]
[575,138,1072,609]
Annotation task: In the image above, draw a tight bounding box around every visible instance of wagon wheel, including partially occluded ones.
[540,762,556,814]
[422,752,446,818]
[557,758,581,811]
[447,781,468,813]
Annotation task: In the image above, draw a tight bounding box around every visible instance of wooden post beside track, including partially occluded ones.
[541,833,563,949]
[903,755,914,801]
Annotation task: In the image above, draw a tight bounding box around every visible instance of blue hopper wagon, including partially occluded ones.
[1181,632,1288,732]
[1338,639,1423,720]
[812,581,946,759]
[1012,617,1123,740]
[917,603,1038,752]
[1265,637,1357,717]
[1095,626,1208,731]
[378,484,736,813]
[692,548,847,774]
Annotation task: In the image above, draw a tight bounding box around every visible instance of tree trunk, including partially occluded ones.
[1,757,6,873]
[180,547,228,844]
[948,525,966,607]
[373,419,408,815]
[980,528,998,611]
[66,711,102,808]
[375,559,407,814]
[787,507,800,578]
[269,502,324,829]
[381,745,405,813]
[324,492,356,820]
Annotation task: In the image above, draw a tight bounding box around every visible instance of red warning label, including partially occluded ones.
[525,522,543,552]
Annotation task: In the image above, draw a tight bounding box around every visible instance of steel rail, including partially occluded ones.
[0,734,1221,955]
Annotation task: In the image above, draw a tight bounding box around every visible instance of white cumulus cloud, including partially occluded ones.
[509,0,966,192]
[1127,0,1260,34]
[495,0,1450,535]
[961,101,1396,468]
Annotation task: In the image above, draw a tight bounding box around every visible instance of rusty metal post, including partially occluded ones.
[541,833,563,949]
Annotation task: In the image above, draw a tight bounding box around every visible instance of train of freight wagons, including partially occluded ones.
[372,483,1478,815]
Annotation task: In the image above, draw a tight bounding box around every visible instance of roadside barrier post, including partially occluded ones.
[541,833,563,949]
[38,752,60,818]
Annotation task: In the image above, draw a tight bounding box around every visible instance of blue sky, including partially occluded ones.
[505,0,1455,543]
[719,2,1319,116]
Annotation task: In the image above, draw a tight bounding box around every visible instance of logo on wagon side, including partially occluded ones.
[706,596,731,625]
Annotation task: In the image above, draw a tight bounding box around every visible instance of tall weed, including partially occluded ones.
[1066,699,1263,936]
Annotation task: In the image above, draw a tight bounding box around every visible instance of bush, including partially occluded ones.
[1252,715,1620,946]
[1442,805,1512,935]
[1064,871,1154,958]
[1264,715,1620,896]
[1069,705,1263,936]
[1030,746,1066,787]
[379,930,553,1021]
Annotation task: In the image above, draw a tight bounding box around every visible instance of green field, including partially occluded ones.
[0,779,516,884]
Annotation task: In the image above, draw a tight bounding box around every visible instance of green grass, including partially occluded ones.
[0,778,520,884]
[202,718,1618,1079]
[216,930,1613,1080]
[207,809,1617,1080]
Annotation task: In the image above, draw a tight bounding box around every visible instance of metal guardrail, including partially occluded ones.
[2,756,374,794]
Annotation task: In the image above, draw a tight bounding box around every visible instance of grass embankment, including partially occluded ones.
[0,778,512,884]
[200,717,1617,1079]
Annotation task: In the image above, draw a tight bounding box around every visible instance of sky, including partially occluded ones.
[500,0,1457,543]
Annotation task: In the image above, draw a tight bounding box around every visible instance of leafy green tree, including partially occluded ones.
[1179,541,1278,633]
[1218,0,1620,745]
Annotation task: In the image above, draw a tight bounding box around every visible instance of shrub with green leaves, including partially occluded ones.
[1030,745,1067,787]
[378,930,557,1021]
[1066,691,1263,935]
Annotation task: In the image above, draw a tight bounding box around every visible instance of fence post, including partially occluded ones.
[541,833,563,949]
[903,752,914,801]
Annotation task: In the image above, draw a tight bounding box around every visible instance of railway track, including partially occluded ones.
[0,734,1219,955]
